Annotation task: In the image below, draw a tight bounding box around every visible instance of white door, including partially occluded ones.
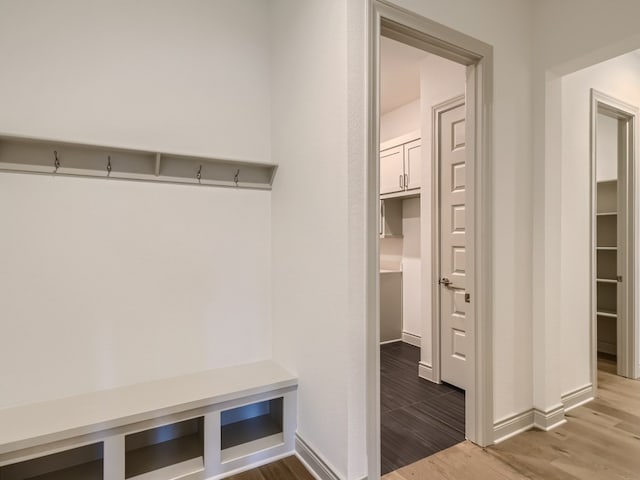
[439,99,467,390]
[380,145,404,195]
[404,139,421,190]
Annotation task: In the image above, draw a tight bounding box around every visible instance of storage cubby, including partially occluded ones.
[220,397,284,463]
[125,417,204,479]
[0,443,103,480]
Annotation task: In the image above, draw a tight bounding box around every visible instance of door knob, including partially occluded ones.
[440,277,452,287]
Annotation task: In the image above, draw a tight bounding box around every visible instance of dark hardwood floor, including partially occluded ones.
[223,456,314,480]
[381,341,465,475]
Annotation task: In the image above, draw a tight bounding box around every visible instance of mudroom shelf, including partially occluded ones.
[0,133,277,190]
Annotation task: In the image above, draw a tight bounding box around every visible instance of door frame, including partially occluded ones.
[366,2,494,477]
[430,94,466,385]
[590,89,639,385]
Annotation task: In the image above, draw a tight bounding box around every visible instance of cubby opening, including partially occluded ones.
[0,443,103,480]
[220,397,284,462]
[124,417,204,479]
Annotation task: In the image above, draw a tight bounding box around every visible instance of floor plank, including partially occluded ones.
[386,358,640,480]
[380,342,465,474]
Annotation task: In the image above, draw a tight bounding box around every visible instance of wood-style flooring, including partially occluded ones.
[380,342,465,474]
[385,356,640,480]
[223,455,314,480]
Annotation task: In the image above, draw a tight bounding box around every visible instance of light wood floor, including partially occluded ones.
[384,357,640,480]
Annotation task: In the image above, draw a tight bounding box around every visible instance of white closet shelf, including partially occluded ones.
[0,133,277,190]
[596,246,618,251]
[596,211,617,216]
[597,309,617,319]
[596,278,618,284]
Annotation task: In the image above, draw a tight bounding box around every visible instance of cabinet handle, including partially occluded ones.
[399,174,404,189]
[404,173,408,189]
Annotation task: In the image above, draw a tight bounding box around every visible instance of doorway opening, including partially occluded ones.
[378,36,467,474]
[367,2,494,478]
[591,89,638,384]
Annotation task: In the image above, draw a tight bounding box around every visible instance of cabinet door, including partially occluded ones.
[404,139,421,190]
[380,145,404,194]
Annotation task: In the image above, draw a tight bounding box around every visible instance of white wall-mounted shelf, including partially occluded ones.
[0,134,278,190]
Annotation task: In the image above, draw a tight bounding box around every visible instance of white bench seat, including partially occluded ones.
[0,360,297,480]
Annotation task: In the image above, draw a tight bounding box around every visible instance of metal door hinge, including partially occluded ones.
[465,293,471,303]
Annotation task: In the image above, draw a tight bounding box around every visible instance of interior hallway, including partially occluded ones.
[383,357,640,479]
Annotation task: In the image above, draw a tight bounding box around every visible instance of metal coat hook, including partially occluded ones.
[196,165,202,184]
[53,151,60,173]
[106,156,112,176]
[234,169,240,187]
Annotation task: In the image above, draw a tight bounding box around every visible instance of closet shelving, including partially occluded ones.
[0,134,278,189]
[596,180,619,350]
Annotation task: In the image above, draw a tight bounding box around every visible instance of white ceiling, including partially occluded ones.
[380,36,429,114]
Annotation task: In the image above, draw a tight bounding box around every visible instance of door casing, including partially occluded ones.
[590,89,639,385]
[366,2,494,478]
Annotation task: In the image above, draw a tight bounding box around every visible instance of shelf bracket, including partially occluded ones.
[154,153,161,177]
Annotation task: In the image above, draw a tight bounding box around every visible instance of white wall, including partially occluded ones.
[270,0,350,477]
[0,0,271,162]
[560,52,640,395]
[380,99,420,143]
[417,54,466,368]
[0,0,273,409]
[533,0,640,413]
[596,113,618,183]
[402,198,421,337]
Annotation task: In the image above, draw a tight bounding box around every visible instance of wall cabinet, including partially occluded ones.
[380,137,421,197]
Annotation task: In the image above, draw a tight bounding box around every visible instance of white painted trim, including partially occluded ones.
[493,385,593,444]
[367,4,494,478]
[561,384,594,412]
[402,332,421,347]
[590,90,639,382]
[493,410,534,444]
[380,338,402,345]
[533,405,566,431]
[209,450,293,480]
[295,434,341,480]
[418,361,436,383]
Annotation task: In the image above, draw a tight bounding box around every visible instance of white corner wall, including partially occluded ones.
[417,54,465,368]
[269,0,350,478]
[560,52,640,396]
[380,99,420,142]
[0,0,273,409]
[533,0,640,414]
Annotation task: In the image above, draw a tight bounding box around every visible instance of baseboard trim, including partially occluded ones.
[561,384,594,412]
[597,340,617,356]
[380,338,402,345]
[493,409,534,444]
[295,434,341,480]
[418,361,436,383]
[533,404,566,431]
[401,332,421,347]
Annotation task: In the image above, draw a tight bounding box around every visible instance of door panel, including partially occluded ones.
[380,146,404,195]
[405,139,421,190]
[440,100,467,390]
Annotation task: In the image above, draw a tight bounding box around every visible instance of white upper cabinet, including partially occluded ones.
[404,139,421,190]
[380,145,404,195]
[380,133,421,197]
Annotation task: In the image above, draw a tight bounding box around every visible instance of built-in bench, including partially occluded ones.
[0,361,297,480]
